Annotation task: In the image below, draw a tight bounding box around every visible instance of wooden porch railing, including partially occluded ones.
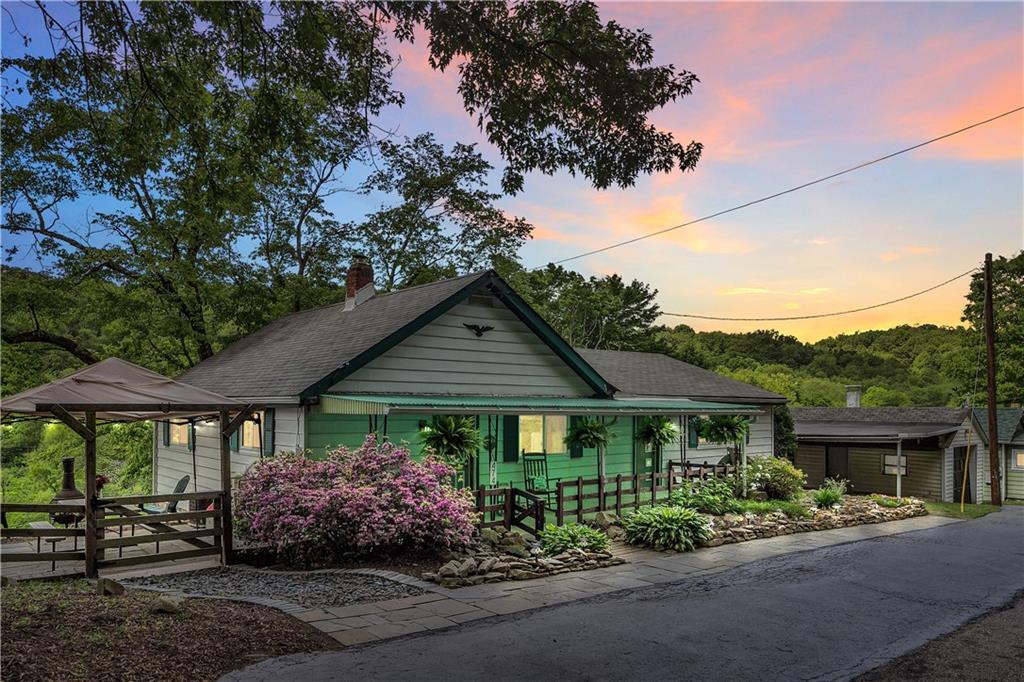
[555,463,738,526]
[0,490,229,573]
[475,487,546,538]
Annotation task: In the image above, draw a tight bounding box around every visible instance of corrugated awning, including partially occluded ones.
[318,394,763,416]
[793,421,962,442]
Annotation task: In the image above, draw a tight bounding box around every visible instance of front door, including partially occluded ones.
[953,446,973,503]
[825,446,849,480]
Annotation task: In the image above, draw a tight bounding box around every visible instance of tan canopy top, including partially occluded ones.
[1,357,246,422]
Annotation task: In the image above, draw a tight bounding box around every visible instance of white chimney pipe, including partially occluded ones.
[846,385,862,408]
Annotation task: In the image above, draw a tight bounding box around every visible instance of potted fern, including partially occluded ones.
[564,417,614,480]
[701,415,751,495]
[418,416,482,487]
[635,416,679,472]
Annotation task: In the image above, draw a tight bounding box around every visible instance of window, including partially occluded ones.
[169,423,189,446]
[1013,450,1024,471]
[883,452,908,476]
[241,412,264,449]
[518,415,567,453]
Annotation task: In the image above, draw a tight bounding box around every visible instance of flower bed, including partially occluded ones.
[700,495,926,547]
[424,528,624,587]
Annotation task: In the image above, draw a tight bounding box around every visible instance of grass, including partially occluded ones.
[1,580,338,681]
[924,501,1003,519]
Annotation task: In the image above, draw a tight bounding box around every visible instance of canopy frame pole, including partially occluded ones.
[218,406,252,565]
[83,411,98,578]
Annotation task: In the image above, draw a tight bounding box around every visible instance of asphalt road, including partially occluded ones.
[226,507,1024,682]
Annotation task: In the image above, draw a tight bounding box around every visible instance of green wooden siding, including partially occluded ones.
[305,412,640,485]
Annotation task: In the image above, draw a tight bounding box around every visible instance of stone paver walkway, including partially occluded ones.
[290,514,958,647]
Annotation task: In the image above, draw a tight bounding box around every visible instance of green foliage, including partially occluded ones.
[700,416,749,448]
[813,478,848,509]
[963,252,1023,404]
[418,416,482,469]
[747,457,806,501]
[668,478,741,516]
[539,523,610,555]
[507,264,664,351]
[870,494,910,508]
[623,505,713,552]
[635,416,679,454]
[862,386,910,407]
[734,498,812,518]
[564,417,614,450]
[0,421,152,527]
[773,405,797,460]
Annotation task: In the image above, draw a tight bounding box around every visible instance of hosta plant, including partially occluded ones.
[539,523,610,555]
[668,477,741,516]
[623,505,713,552]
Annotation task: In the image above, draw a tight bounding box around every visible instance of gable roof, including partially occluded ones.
[574,348,786,404]
[973,407,1024,444]
[791,406,971,441]
[178,271,612,401]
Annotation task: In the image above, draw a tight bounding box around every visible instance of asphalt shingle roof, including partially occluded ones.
[790,407,969,441]
[574,348,786,404]
[973,407,1024,444]
[178,272,488,398]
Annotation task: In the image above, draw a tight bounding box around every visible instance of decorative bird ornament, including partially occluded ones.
[463,323,495,337]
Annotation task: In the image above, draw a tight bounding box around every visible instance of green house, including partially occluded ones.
[154,263,786,495]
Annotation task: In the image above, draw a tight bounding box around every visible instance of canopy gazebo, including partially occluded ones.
[1,358,257,577]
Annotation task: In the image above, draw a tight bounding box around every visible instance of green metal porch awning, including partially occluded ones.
[318,394,763,416]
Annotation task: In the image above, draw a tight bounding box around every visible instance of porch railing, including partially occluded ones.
[0,490,229,574]
[555,463,738,525]
[475,487,546,538]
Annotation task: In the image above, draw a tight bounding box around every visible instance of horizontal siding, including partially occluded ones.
[1007,445,1024,499]
[332,297,592,396]
[795,445,826,488]
[153,406,301,495]
[846,447,942,499]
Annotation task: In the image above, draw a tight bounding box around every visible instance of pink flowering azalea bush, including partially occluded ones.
[235,434,477,565]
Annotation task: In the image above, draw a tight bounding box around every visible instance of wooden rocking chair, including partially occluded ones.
[522,452,558,505]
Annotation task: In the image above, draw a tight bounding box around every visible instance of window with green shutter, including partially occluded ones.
[230,429,239,452]
[262,408,275,456]
[162,421,170,447]
[569,416,583,458]
[687,416,700,449]
[502,415,519,462]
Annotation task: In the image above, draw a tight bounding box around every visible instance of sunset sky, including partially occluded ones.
[4,2,1022,341]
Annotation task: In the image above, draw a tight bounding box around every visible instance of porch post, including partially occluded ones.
[84,411,98,578]
[895,438,903,498]
[219,410,234,565]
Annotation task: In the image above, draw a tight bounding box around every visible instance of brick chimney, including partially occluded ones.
[344,255,375,310]
[845,385,862,408]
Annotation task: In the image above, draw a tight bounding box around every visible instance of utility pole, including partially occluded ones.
[983,253,1002,507]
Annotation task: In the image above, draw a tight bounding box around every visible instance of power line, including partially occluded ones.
[536,107,1023,269]
[664,268,978,321]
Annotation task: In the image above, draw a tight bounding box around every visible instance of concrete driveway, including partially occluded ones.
[225,507,1024,682]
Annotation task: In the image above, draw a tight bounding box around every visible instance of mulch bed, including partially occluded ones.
[236,544,446,579]
[1,581,339,682]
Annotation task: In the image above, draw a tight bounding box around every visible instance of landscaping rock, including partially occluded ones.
[591,511,620,529]
[96,578,126,597]
[438,560,461,577]
[479,528,502,545]
[149,595,184,614]
[455,558,478,577]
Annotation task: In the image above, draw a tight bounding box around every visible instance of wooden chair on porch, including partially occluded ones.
[522,452,558,506]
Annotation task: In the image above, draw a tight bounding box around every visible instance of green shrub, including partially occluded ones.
[870,493,909,508]
[623,505,713,552]
[813,478,847,509]
[668,478,741,515]
[539,523,610,555]
[747,456,806,501]
[735,499,811,518]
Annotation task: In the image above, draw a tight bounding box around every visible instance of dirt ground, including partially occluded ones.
[1,580,339,682]
[858,592,1024,681]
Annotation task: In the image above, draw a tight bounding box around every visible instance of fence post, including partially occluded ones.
[598,475,605,512]
[615,474,623,516]
[576,476,584,524]
[504,487,513,531]
[556,482,564,527]
[536,499,546,533]
[651,472,657,506]
[633,473,641,510]
[667,467,674,497]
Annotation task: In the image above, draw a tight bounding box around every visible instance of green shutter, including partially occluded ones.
[569,416,583,458]
[263,408,275,456]
[162,422,170,447]
[502,415,519,463]
[687,417,699,449]
[187,423,194,450]
[230,429,239,452]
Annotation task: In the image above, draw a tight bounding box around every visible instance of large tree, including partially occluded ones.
[2,1,703,375]
[963,251,1024,404]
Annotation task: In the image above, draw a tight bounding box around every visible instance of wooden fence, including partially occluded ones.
[0,490,228,574]
[555,463,738,526]
[475,487,547,538]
